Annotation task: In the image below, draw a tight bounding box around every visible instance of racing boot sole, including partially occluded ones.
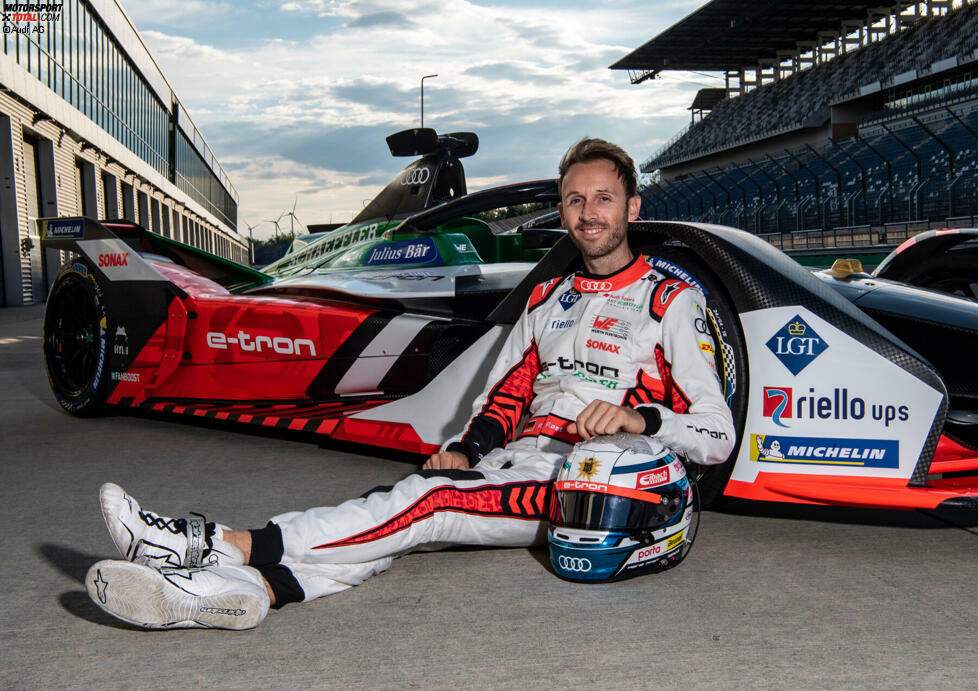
[86,560,269,630]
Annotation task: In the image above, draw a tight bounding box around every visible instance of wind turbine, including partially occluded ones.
[283,198,304,240]
[243,218,262,241]
[264,212,285,240]
[243,218,262,264]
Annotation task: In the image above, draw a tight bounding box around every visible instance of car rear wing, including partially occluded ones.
[39,217,270,292]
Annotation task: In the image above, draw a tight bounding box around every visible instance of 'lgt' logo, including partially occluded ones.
[765,315,827,375]
[558,289,581,311]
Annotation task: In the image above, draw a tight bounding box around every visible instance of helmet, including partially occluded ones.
[549,433,697,582]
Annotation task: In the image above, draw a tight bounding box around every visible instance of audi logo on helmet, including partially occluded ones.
[557,555,592,572]
[400,167,431,186]
[579,280,613,292]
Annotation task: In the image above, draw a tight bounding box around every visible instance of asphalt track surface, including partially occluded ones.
[2,304,978,688]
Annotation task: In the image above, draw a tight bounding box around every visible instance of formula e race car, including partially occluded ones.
[40,129,978,511]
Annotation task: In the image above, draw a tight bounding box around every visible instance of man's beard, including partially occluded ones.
[570,217,629,261]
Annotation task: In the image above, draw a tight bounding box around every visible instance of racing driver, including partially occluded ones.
[87,138,736,630]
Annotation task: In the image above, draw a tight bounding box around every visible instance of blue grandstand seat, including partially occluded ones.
[643,106,978,230]
[645,3,978,171]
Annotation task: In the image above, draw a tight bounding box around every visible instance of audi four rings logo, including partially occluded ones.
[401,168,430,185]
[579,280,613,292]
[558,556,592,572]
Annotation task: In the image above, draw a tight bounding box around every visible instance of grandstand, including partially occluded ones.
[612,0,978,255]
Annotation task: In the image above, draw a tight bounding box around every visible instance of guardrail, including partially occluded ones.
[758,226,875,250]
[756,217,968,251]
[947,214,978,227]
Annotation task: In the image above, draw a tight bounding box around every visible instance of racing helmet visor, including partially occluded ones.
[554,489,681,532]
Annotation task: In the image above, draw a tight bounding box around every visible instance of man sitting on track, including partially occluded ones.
[87,138,735,629]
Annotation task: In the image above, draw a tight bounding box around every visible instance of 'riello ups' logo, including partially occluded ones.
[765,315,827,376]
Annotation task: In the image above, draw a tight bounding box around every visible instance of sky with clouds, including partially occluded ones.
[124,0,714,239]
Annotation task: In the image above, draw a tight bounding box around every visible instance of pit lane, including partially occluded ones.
[2,304,977,687]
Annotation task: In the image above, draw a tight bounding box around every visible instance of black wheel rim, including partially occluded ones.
[46,278,100,397]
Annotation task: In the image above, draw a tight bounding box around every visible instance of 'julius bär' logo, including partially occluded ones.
[765,315,827,376]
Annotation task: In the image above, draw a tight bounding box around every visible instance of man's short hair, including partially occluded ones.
[558,138,638,199]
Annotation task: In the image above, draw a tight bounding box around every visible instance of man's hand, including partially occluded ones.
[567,400,645,440]
[423,450,470,470]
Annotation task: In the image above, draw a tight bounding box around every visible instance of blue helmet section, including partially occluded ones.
[548,531,635,582]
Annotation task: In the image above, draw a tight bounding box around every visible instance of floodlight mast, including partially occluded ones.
[421,74,438,127]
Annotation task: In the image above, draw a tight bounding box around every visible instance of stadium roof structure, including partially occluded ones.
[611,0,918,82]
[689,88,728,111]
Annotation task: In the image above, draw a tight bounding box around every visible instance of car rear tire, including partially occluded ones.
[636,246,749,509]
[43,259,110,416]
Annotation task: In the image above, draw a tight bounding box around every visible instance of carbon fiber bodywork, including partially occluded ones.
[627,223,948,486]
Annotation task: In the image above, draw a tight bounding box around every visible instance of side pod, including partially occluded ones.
[626,222,975,510]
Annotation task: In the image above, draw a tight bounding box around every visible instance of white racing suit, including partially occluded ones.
[252,255,736,604]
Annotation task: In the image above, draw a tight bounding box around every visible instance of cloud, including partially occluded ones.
[462,61,563,86]
[280,0,439,19]
[135,0,711,239]
[228,154,389,231]
[569,48,634,74]
[124,0,233,28]
[346,11,416,28]
[331,79,416,113]
[207,121,397,175]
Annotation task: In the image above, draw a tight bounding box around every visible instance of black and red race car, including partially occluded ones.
[40,129,978,511]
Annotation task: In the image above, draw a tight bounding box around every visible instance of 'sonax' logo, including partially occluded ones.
[98,253,128,267]
[557,556,592,572]
[586,339,620,354]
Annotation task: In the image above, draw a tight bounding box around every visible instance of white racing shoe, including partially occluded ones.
[100,483,244,568]
[86,560,270,630]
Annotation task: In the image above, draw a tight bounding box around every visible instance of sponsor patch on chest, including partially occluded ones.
[591,314,630,341]
[586,339,620,354]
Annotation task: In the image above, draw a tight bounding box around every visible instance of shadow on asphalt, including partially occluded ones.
[41,543,143,629]
[714,499,978,529]
[57,590,139,630]
[526,545,553,574]
[111,407,428,467]
[40,543,106,583]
